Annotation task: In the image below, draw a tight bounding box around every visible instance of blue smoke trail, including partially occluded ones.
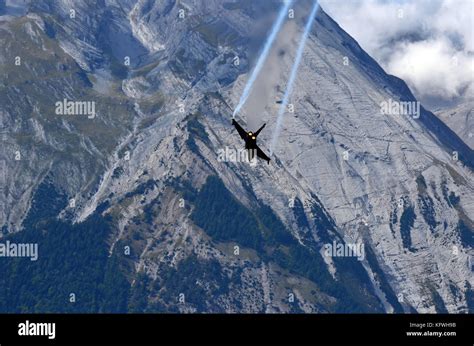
[233,0,294,118]
[270,0,320,154]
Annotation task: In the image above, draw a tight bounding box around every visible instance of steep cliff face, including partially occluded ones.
[0,0,472,313]
[436,102,473,150]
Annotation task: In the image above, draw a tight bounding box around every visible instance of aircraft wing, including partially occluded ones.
[256,145,271,164]
[232,119,247,140]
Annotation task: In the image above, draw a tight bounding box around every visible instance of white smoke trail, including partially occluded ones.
[232,0,294,118]
[270,0,320,154]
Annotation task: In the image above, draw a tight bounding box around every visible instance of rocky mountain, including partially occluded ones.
[0,0,473,313]
[435,102,473,150]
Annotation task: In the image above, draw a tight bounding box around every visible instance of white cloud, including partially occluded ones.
[387,37,473,99]
[320,0,474,107]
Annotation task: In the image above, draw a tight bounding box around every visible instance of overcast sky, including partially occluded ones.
[320,0,473,109]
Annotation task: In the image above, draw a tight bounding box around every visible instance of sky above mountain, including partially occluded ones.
[321,0,473,110]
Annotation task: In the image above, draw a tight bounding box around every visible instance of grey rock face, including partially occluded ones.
[436,102,473,150]
[0,0,472,313]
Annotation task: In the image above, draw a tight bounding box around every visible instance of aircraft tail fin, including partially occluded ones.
[254,123,266,137]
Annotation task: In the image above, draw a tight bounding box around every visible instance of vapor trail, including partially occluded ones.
[233,0,294,118]
[270,0,320,154]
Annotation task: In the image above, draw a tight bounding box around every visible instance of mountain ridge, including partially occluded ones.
[0,0,472,313]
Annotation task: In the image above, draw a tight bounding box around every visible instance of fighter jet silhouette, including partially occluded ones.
[232,119,271,164]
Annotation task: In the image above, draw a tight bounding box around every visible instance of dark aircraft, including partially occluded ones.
[232,119,271,164]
